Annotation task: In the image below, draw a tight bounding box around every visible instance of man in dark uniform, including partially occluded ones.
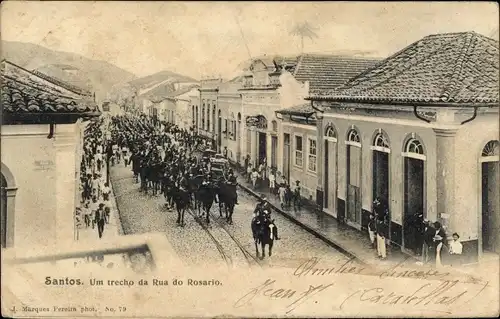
[95,203,106,239]
[227,172,238,205]
[422,220,435,264]
[179,174,189,191]
[252,195,280,240]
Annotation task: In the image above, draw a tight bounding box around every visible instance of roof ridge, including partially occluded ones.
[2,60,90,97]
[31,69,92,96]
[3,74,78,101]
[341,36,450,93]
[292,55,305,77]
[301,53,380,60]
[439,32,475,101]
[336,39,425,91]
[423,31,476,39]
[346,38,462,95]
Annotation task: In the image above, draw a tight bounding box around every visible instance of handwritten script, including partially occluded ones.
[234,278,334,314]
[233,257,491,315]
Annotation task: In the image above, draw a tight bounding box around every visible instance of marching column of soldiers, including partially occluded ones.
[104,113,279,248]
[107,114,240,209]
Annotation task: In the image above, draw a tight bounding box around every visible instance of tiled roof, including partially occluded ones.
[276,103,315,116]
[310,32,499,106]
[1,60,99,116]
[293,54,381,91]
[31,69,93,96]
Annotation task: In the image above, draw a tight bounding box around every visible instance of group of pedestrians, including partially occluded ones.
[419,219,463,267]
[78,117,113,239]
[367,198,463,267]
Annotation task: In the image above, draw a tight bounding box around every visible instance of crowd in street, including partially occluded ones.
[77,117,113,239]
[105,114,279,242]
[75,113,463,268]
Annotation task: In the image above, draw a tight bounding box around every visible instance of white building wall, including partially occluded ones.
[1,123,80,248]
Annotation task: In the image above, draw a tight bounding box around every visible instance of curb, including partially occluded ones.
[108,169,125,236]
[237,182,366,265]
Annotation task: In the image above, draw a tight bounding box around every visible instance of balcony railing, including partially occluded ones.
[242,74,281,89]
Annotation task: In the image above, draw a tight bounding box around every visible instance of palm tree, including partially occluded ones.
[290,21,319,54]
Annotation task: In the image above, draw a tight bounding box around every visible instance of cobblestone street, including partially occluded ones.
[110,162,350,270]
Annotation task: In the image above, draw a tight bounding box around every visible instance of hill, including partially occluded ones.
[1,40,137,102]
[129,70,198,90]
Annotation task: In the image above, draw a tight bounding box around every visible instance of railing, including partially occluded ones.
[3,232,183,274]
[242,75,281,89]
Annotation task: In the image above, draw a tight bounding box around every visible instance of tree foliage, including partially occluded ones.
[290,22,319,53]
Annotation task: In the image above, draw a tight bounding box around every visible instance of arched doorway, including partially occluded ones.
[346,127,362,226]
[271,120,278,170]
[402,135,426,254]
[324,125,338,216]
[1,163,17,248]
[256,115,268,167]
[1,174,7,248]
[480,140,499,254]
[372,130,390,215]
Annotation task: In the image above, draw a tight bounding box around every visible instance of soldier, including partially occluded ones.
[227,172,239,205]
[255,195,280,241]
[253,195,267,218]
[179,174,189,191]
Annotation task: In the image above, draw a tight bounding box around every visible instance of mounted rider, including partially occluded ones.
[179,174,189,191]
[252,195,280,240]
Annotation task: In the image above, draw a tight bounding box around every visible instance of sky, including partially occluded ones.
[2,1,498,80]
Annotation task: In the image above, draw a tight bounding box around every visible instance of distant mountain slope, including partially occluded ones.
[129,70,198,90]
[1,41,137,102]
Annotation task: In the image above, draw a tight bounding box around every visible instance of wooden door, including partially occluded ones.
[327,141,337,216]
[271,135,278,168]
[283,134,290,183]
[347,146,361,224]
[347,185,360,223]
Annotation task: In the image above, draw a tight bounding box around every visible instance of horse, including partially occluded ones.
[139,160,149,192]
[251,213,276,260]
[173,186,190,227]
[162,175,175,210]
[148,161,163,196]
[194,181,217,224]
[217,181,237,224]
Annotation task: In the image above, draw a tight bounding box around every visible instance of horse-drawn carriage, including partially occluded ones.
[209,156,229,182]
[202,148,217,162]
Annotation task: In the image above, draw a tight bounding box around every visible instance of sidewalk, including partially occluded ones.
[232,168,497,280]
[233,169,407,265]
[76,160,123,242]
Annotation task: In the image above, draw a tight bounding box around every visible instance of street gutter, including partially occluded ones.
[237,183,366,265]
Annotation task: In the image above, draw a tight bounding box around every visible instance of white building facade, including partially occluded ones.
[1,60,99,249]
